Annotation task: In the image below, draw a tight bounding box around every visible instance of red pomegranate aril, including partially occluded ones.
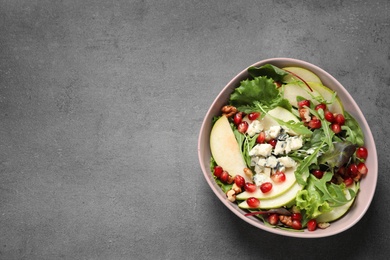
[268,139,277,148]
[344,177,354,186]
[214,166,223,178]
[335,114,345,125]
[357,162,368,175]
[233,112,244,126]
[291,212,302,221]
[256,132,266,144]
[237,121,249,134]
[271,171,286,183]
[331,123,342,134]
[347,163,358,177]
[248,112,260,121]
[244,182,257,193]
[307,219,317,231]
[220,171,229,183]
[312,169,324,179]
[292,220,302,230]
[268,213,279,225]
[234,175,245,187]
[324,110,335,122]
[260,182,273,193]
[356,147,368,160]
[298,100,310,108]
[246,197,260,208]
[308,118,321,129]
[315,103,327,111]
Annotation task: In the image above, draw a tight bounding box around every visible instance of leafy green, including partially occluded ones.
[229,76,290,113]
[294,140,324,186]
[319,141,357,168]
[247,64,289,82]
[296,172,357,219]
[342,112,365,147]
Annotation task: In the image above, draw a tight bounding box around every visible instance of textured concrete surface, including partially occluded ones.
[0,0,389,259]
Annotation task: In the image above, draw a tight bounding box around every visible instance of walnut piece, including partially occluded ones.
[221,105,237,117]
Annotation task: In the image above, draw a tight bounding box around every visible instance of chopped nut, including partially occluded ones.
[232,183,242,194]
[279,215,293,227]
[221,105,237,117]
[243,168,253,179]
[227,175,234,184]
[226,189,236,202]
[299,108,311,122]
[318,222,331,229]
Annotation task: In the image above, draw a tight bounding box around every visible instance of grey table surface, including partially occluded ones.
[1,0,389,259]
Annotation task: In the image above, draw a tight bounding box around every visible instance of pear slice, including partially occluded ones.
[236,167,297,200]
[316,182,357,223]
[308,82,344,115]
[210,115,251,182]
[282,83,322,108]
[244,106,299,132]
[238,182,303,209]
[283,67,322,84]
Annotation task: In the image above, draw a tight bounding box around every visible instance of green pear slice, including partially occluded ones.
[316,182,357,223]
[238,182,303,209]
[260,106,300,132]
[236,167,297,200]
[210,115,251,182]
[282,83,322,108]
[308,82,344,115]
[283,67,322,84]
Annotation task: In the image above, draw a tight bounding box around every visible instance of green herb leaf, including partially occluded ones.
[248,64,289,82]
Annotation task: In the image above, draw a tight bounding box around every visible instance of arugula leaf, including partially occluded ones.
[248,64,289,82]
[342,112,365,147]
[295,139,325,186]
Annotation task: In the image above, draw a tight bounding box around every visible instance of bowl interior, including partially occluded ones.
[198,58,378,238]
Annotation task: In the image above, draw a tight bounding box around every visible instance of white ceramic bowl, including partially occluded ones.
[198,58,378,238]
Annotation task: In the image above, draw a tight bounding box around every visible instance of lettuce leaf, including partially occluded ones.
[247,64,289,82]
[229,76,291,113]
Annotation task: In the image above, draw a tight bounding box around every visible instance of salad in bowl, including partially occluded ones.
[198,58,377,237]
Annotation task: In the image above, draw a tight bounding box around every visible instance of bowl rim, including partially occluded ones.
[197,57,378,238]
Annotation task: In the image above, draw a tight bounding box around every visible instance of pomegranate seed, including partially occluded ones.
[248,112,260,121]
[256,132,266,144]
[214,166,223,178]
[268,139,277,148]
[324,110,335,122]
[357,162,368,175]
[233,112,244,126]
[260,182,273,193]
[307,219,317,231]
[337,166,347,178]
[237,121,249,134]
[335,114,345,125]
[292,220,302,230]
[312,169,324,179]
[347,163,358,178]
[315,103,327,111]
[271,171,286,183]
[356,147,368,160]
[234,175,245,187]
[246,197,260,208]
[298,100,310,108]
[220,171,229,183]
[268,213,279,225]
[308,118,321,129]
[291,212,302,221]
[344,177,354,186]
[331,123,342,134]
[244,182,257,193]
